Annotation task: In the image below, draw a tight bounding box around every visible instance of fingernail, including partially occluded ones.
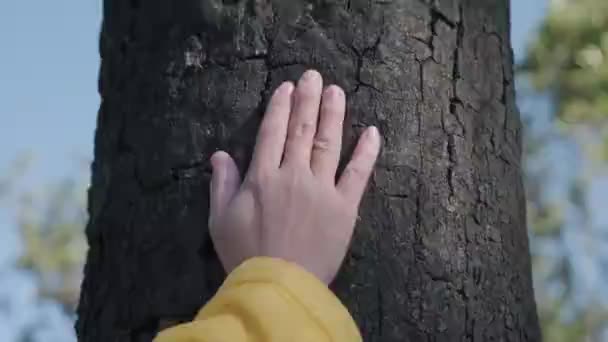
[281,81,294,94]
[326,85,343,98]
[210,151,227,169]
[367,126,379,139]
[302,69,321,82]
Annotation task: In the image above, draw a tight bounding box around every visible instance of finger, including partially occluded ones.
[311,85,345,180]
[209,151,241,228]
[250,82,294,171]
[337,126,381,204]
[282,70,323,167]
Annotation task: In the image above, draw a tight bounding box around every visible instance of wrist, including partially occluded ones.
[203,256,361,341]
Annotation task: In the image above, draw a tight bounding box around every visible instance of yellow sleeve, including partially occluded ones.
[154,257,361,342]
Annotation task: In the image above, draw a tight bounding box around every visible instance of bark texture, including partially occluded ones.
[77,0,541,341]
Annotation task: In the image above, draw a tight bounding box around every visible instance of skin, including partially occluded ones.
[208,69,381,284]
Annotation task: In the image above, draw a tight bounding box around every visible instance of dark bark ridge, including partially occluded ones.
[77,0,541,341]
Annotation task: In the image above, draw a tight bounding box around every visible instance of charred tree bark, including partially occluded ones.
[77,0,541,341]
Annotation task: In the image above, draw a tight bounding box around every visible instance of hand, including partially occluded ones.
[208,70,381,284]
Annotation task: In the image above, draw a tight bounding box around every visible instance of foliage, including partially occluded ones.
[0,158,82,341]
[538,297,608,342]
[0,156,87,312]
[16,177,87,312]
[523,0,608,161]
[523,0,608,340]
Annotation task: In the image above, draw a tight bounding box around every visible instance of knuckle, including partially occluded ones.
[360,143,377,159]
[245,169,270,188]
[344,164,365,180]
[292,121,314,138]
[312,136,333,153]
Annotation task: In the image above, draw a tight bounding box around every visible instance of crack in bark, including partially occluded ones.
[385,193,409,199]
[430,7,456,29]
[351,27,384,93]
[446,134,456,199]
[444,4,476,342]
[170,160,210,181]
[248,52,272,121]
[446,2,463,203]
[377,285,384,337]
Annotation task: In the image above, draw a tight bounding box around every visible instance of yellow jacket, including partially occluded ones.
[154,257,362,342]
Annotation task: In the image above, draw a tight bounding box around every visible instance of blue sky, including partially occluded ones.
[0,1,100,178]
[3,0,595,340]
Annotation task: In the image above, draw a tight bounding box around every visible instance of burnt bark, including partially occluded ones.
[77,0,541,341]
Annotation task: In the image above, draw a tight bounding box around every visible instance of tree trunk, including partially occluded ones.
[76,0,541,341]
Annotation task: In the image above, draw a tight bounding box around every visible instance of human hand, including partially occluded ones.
[208,70,381,284]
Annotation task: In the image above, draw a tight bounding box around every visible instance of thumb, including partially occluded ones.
[209,151,241,227]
